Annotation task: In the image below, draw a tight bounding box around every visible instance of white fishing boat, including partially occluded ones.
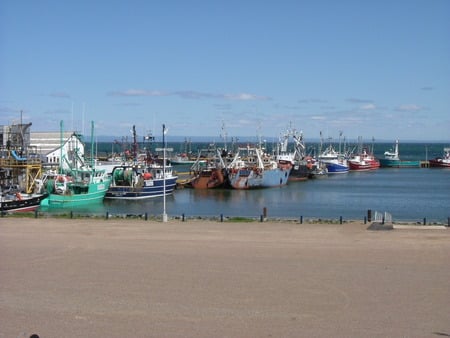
[379,140,420,168]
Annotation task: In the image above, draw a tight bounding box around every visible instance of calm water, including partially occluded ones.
[41,140,450,223]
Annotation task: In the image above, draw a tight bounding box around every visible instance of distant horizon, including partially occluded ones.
[92,134,449,144]
[22,125,449,144]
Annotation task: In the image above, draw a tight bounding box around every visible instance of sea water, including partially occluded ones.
[41,142,450,223]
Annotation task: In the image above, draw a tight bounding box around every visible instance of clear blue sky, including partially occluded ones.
[1,0,449,142]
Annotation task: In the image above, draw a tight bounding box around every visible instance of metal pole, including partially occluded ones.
[162,124,168,222]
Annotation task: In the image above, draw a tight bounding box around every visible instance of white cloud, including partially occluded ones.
[395,104,422,112]
[360,103,376,110]
[108,89,269,101]
[311,115,326,120]
[222,93,270,101]
[109,89,168,97]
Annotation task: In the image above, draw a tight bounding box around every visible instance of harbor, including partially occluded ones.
[2,2,449,337]
[1,121,449,223]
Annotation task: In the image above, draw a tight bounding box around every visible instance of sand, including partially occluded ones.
[0,217,449,338]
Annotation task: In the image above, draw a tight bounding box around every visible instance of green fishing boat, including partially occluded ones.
[40,121,111,208]
[379,140,420,168]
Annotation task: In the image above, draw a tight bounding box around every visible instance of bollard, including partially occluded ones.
[263,207,267,219]
[423,217,426,225]
[367,209,372,222]
[106,211,109,220]
[145,212,148,221]
[35,209,38,219]
[70,211,73,219]
[220,214,223,222]
[340,216,343,224]
[260,215,263,222]
[364,216,367,224]
[182,213,185,222]
[300,215,303,224]
[448,217,450,228]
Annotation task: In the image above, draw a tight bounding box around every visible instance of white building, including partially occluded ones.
[34,132,86,171]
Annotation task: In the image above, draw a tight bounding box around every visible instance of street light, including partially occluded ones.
[162,124,168,222]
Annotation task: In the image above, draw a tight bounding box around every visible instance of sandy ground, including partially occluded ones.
[0,217,449,338]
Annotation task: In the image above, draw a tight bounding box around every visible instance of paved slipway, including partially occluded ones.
[0,218,449,338]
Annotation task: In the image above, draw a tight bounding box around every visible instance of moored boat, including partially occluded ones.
[104,161,178,199]
[348,150,380,171]
[227,146,291,189]
[379,140,420,168]
[40,168,111,207]
[39,121,112,208]
[170,153,199,165]
[188,148,227,189]
[429,148,450,168]
[104,124,178,199]
[275,128,326,181]
[1,187,48,213]
[318,145,349,173]
[189,167,227,189]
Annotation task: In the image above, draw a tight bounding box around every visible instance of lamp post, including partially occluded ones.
[162,124,168,222]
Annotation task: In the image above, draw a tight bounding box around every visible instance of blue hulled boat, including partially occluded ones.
[104,162,177,199]
[227,146,291,189]
[317,145,349,174]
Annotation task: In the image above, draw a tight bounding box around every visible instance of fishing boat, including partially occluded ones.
[227,146,291,189]
[104,124,178,199]
[379,140,420,168]
[1,186,47,213]
[317,145,349,173]
[348,151,380,171]
[170,138,201,164]
[429,148,450,168]
[170,154,198,165]
[40,121,112,208]
[278,129,326,181]
[104,160,177,199]
[316,132,349,174]
[348,138,380,171]
[348,136,380,171]
[188,147,227,189]
[39,168,111,207]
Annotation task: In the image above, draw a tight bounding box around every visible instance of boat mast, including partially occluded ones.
[90,121,94,168]
[221,120,228,152]
[60,120,63,174]
[132,125,138,162]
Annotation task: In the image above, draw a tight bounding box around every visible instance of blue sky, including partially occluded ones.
[1,0,449,142]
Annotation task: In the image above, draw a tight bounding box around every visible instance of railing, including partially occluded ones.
[373,211,392,224]
[1,210,449,227]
